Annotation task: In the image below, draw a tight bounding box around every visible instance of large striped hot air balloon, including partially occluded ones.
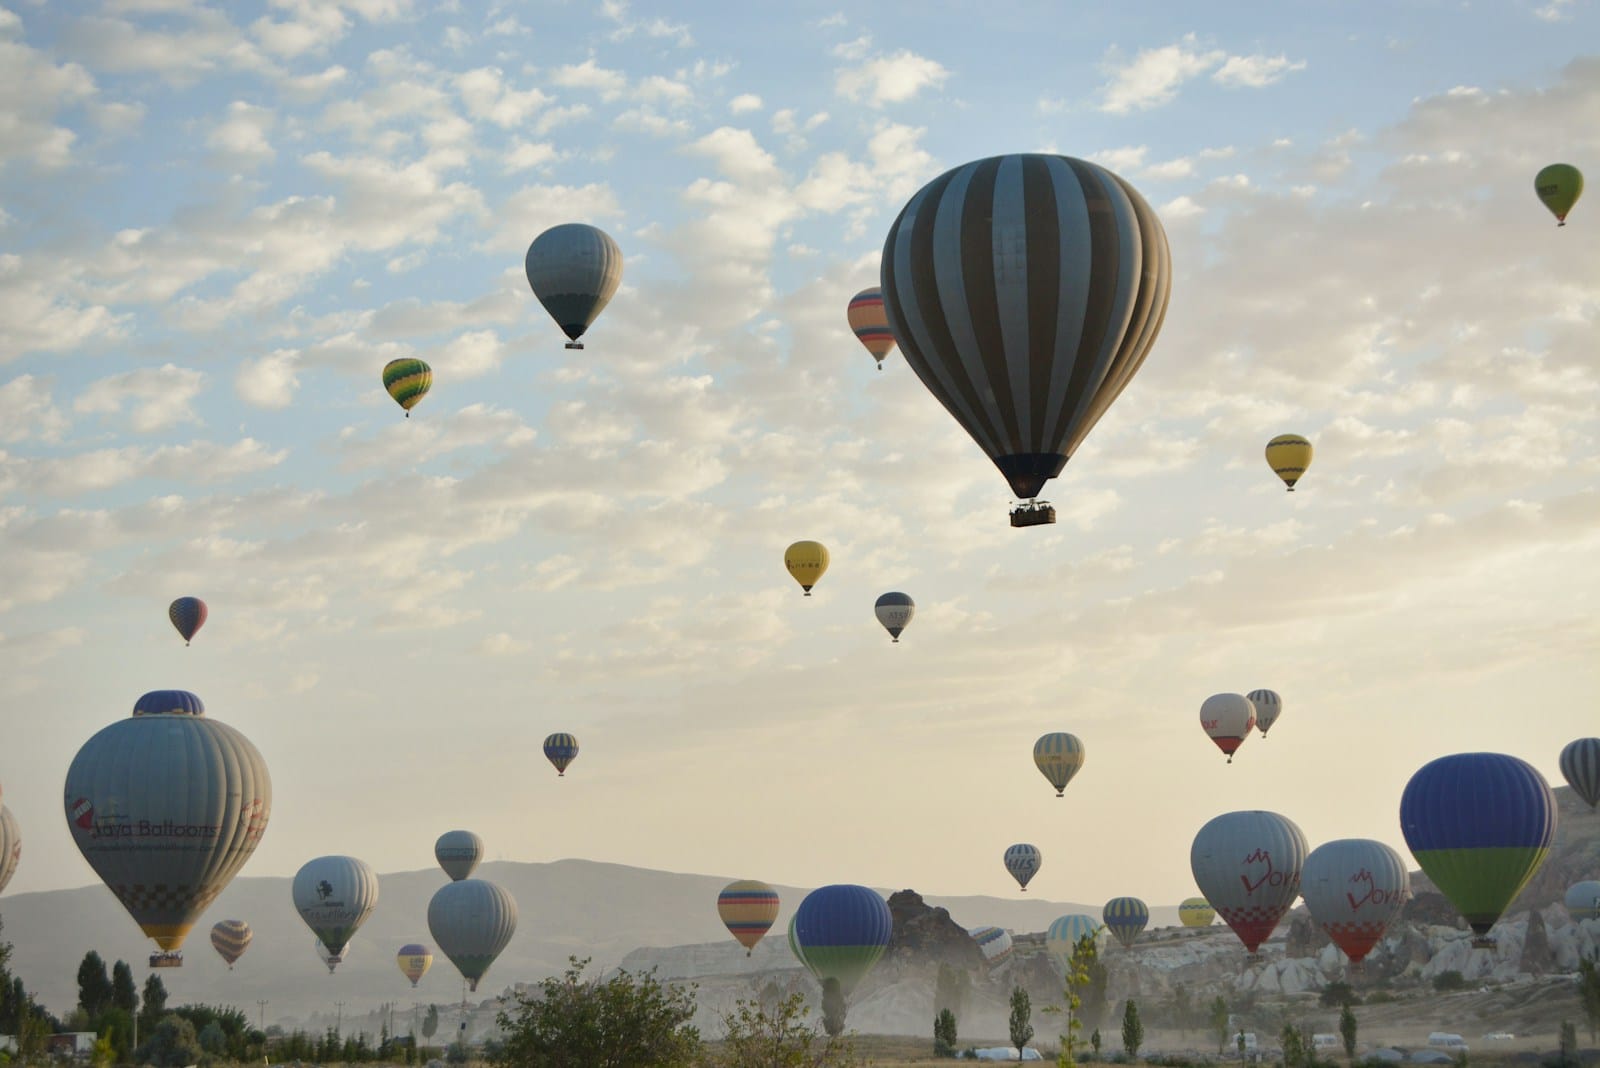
[293,855,379,970]
[1046,914,1104,967]
[428,879,517,992]
[1559,739,1600,809]
[1003,843,1041,891]
[64,690,271,967]
[1178,897,1215,927]
[880,153,1171,527]
[1200,694,1255,763]
[210,920,252,969]
[168,597,207,645]
[397,943,433,987]
[1246,689,1282,737]
[435,830,483,881]
[874,593,914,643]
[1033,733,1086,797]
[1300,839,1410,966]
[1190,810,1307,955]
[1400,753,1556,943]
[784,541,829,596]
[788,884,892,999]
[382,359,432,417]
[847,287,896,370]
[1565,881,1600,922]
[718,879,780,956]
[0,806,19,896]
[543,734,579,777]
[967,925,1013,965]
[1102,897,1149,949]
[525,224,623,349]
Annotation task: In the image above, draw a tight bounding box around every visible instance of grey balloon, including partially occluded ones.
[63,690,271,955]
[874,592,915,642]
[524,223,624,349]
[0,806,19,895]
[434,830,483,881]
[293,854,379,964]
[427,878,518,992]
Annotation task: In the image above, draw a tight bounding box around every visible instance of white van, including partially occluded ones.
[1428,1033,1469,1052]
[1313,1034,1341,1051]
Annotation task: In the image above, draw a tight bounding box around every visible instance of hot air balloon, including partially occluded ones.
[1535,164,1583,226]
[880,154,1171,528]
[1178,897,1215,928]
[967,925,1014,965]
[1265,435,1313,491]
[435,830,483,881]
[874,593,914,642]
[1003,843,1041,891]
[64,689,271,967]
[1399,753,1556,944]
[210,920,252,969]
[718,879,780,956]
[543,734,578,777]
[847,287,896,371]
[1300,839,1410,967]
[1559,738,1600,809]
[1190,810,1307,955]
[1200,693,1256,763]
[382,358,432,417]
[1246,689,1282,737]
[1565,881,1600,922]
[429,879,518,992]
[397,943,433,987]
[524,224,623,349]
[784,541,829,596]
[293,855,379,970]
[1046,914,1104,966]
[0,806,19,896]
[788,884,892,999]
[1102,897,1149,949]
[313,937,351,974]
[168,597,207,645]
[1033,733,1086,797]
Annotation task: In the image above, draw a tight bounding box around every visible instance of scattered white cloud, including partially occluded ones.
[1098,36,1305,112]
[1213,53,1307,88]
[0,375,69,444]
[550,57,628,100]
[236,349,302,409]
[74,364,206,433]
[728,93,762,114]
[208,100,276,168]
[835,48,949,106]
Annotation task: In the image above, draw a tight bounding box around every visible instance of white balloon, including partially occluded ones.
[1190,810,1307,953]
[293,855,379,969]
[1199,693,1256,763]
[428,879,518,992]
[1301,838,1409,964]
[1246,689,1282,735]
[434,830,484,881]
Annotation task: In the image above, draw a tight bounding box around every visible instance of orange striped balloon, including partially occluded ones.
[718,879,780,955]
[847,288,896,369]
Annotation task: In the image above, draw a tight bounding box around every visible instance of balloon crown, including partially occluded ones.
[132,690,206,717]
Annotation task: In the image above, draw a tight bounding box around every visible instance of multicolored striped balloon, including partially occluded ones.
[718,879,780,955]
[397,943,433,987]
[847,287,896,370]
[967,925,1013,965]
[210,920,252,969]
[382,358,432,416]
[788,884,892,998]
[168,597,207,646]
[543,733,579,776]
[1033,733,1086,797]
[1400,752,1556,938]
[1102,897,1149,949]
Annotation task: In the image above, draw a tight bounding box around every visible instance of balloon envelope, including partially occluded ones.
[382,359,432,415]
[524,224,623,347]
[0,806,18,896]
[64,690,271,954]
[1102,897,1149,949]
[397,943,433,987]
[428,879,517,992]
[1190,810,1307,953]
[1003,843,1041,891]
[1399,752,1556,937]
[435,830,484,881]
[874,592,914,641]
[543,734,579,776]
[784,541,829,595]
[1246,690,1282,736]
[1200,693,1256,763]
[967,925,1013,965]
[1265,434,1313,491]
[880,153,1171,505]
[1046,914,1103,966]
[1033,733,1085,796]
[1559,738,1600,809]
[847,287,896,367]
[788,884,892,998]
[293,855,379,963]
[168,597,207,644]
[1300,839,1410,964]
[210,920,252,968]
[1178,897,1215,927]
[1565,881,1600,922]
[718,879,780,955]
[1535,163,1583,225]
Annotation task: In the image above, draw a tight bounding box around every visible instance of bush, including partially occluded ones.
[1432,971,1466,992]
[490,957,700,1068]
[716,992,862,1067]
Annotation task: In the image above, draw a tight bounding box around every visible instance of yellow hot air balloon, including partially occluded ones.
[784,541,829,596]
[1265,434,1313,491]
[1535,164,1583,227]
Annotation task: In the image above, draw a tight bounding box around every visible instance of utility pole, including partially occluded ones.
[335,1001,345,1036]
[257,1001,268,1032]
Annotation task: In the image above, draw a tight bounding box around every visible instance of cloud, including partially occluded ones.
[728,93,762,114]
[208,100,276,168]
[456,67,552,128]
[1098,36,1304,113]
[834,48,949,106]
[2,438,286,496]
[0,35,98,170]
[74,364,206,433]
[0,375,70,444]
[235,349,302,409]
[1213,53,1307,88]
[549,58,628,100]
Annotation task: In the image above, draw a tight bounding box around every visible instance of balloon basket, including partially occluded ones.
[1010,502,1056,528]
[1471,936,1497,950]
[149,951,183,968]
[564,341,584,350]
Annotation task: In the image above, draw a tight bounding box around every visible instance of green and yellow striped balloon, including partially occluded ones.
[382,358,432,417]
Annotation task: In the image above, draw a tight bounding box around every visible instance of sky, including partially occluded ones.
[0,0,1597,922]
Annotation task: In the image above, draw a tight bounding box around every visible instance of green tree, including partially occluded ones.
[1320,982,1357,1010]
[1172,984,1193,1036]
[1210,997,1230,1055]
[715,992,862,1067]
[1579,957,1600,1040]
[111,960,138,1016]
[77,951,114,1021]
[1560,1020,1579,1065]
[137,1014,205,1068]
[197,1020,227,1055]
[1281,1023,1306,1068]
[1058,935,1098,1068]
[1009,987,1033,1061]
[1339,1002,1358,1062]
[1121,1000,1143,1059]
[139,974,169,1036]
[1432,970,1466,992]
[98,1007,135,1063]
[491,956,699,1068]
[820,979,847,1040]
[1091,1030,1101,1059]
[935,1008,958,1058]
